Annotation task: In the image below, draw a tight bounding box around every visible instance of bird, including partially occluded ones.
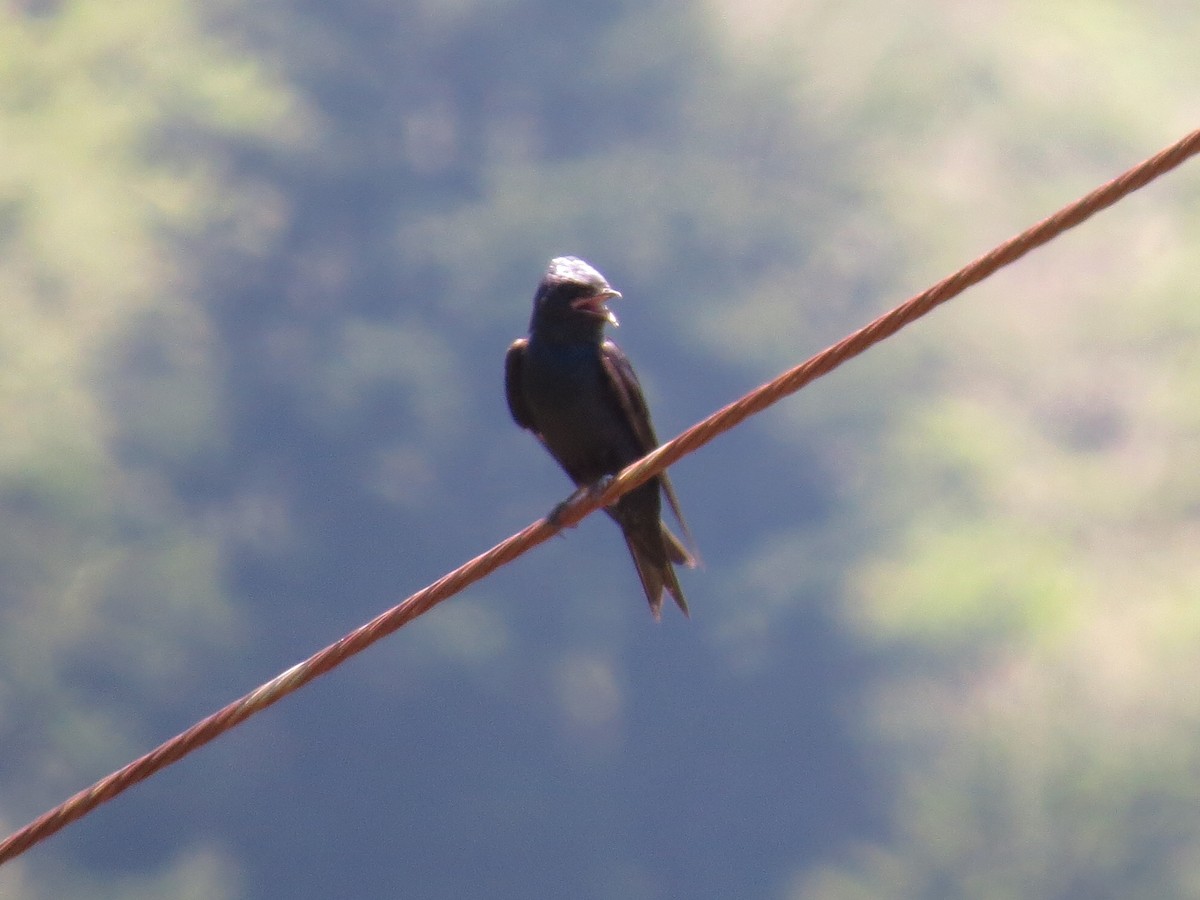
[504,256,696,619]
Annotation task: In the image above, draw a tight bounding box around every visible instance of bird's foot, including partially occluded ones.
[547,476,615,529]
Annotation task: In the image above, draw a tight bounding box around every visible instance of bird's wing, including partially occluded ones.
[599,340,697,551]
[504,338,536,431]
[599,339,658,455]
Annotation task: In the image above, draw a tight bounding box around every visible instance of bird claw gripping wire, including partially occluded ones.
[547,475,616,530]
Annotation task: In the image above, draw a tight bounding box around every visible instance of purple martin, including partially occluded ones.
[505,256,696,619]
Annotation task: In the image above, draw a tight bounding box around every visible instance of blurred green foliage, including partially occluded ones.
[1,3,291,895]
[1,0,1199,897]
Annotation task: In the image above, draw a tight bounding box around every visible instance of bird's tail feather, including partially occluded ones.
[661,473,701,566]
[662,524,696,569]
[624,529,690,621]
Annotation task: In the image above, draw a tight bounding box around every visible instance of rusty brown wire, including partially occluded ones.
[2,126,1199,868]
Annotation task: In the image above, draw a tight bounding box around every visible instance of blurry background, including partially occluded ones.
[2,0,1200,897]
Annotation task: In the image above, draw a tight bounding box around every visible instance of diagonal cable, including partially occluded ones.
[1,125,1198,868]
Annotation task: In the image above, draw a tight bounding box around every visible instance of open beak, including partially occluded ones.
[572,288,621,326]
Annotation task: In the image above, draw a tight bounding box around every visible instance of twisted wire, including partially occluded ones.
[2,125,1198,867]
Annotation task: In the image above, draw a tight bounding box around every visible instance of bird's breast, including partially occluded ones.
[520,339,630,484]
[523,342,601,404]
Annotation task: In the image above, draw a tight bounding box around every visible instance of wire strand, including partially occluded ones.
[2,125,1198,868]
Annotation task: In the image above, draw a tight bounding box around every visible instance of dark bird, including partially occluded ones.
[505,256,696,619]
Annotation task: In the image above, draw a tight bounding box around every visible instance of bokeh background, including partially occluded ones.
[3,1,1200,897]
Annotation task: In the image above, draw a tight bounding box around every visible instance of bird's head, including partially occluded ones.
[530,256,621,336]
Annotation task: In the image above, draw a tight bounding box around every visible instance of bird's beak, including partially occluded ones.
[572,289,621,327]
